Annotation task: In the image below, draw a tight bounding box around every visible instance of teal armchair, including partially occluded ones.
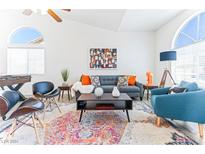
[151,87,205,138]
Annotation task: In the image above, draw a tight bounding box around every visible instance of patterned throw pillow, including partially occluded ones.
[117,76,128,87]
[90,76,101,87]
[168,86,187,94]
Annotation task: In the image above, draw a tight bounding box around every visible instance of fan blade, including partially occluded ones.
[62,9,71,12]
[47,9,62,22]
[23,9,33,15]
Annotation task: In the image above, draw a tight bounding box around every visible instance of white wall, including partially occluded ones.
[154,10,200,85]
[0,10,155,95]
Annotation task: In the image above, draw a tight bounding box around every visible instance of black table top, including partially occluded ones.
[77,93,132,101]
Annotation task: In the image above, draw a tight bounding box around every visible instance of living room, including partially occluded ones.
[1,0,205,153]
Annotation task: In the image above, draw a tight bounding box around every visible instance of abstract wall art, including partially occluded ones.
[89,48,117,69]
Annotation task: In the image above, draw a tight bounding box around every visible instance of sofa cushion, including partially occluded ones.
[119,86,140,93]
[179,80,198,91]
[90,76,101,87]
[99,76,119,85]
[101,86,114,93]
[117,76,128,87]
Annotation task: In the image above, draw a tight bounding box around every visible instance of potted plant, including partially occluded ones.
[61,69,69,86]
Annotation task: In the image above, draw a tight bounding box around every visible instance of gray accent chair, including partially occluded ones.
[76,75,144,100]
[32,81,62,119]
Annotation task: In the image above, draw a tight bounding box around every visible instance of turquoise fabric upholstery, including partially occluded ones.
[151,85,205,124]
[179,80,198,91]
[150,87,170,95]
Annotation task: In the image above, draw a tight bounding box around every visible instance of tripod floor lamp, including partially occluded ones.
[159,51,177,87]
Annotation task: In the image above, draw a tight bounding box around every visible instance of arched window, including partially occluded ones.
[7,27,45,75]
[172,12,205,87]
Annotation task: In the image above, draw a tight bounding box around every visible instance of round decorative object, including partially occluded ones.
[94,87,104,98]
[112,86,120,97]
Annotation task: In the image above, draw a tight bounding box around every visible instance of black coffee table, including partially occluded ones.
[77,93,133,122]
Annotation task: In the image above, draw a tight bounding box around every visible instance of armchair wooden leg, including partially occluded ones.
[53,98,62,113]
[156,117,161,127]
[11,119,17,137]
[43,107,46,120]
[5,118,17,141]
[32,114,40,144]
[42,98,48,120]
[198,124,204,138]
[35,113,45,128]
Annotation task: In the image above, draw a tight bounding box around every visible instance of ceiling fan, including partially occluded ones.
[23,9,71,22]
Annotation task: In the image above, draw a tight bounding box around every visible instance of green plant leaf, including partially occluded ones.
[61,69,69,82]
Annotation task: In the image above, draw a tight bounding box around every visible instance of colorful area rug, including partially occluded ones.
[0,101,199,145]
[44,101,198,145]
[44,111,127,144]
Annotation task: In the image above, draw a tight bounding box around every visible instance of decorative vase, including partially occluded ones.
[94,87,104,98]
[112,86,120,97]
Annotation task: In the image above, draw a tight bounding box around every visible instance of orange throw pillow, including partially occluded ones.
[128,75,137,86]
[81,74,91,85]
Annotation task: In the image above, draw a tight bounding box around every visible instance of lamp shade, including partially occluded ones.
[160,51,176,61]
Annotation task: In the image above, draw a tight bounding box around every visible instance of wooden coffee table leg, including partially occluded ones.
[126,110,130,122]
[79,110,84,122]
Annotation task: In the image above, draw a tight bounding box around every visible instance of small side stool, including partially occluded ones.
[58,85,72,101]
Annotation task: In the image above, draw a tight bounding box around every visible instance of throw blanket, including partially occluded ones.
[71,81,94,97]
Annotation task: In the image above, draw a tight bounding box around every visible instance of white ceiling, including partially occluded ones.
[57,9,126,31]
[0,9,184,32]
[119,10,183,31]
[57,9,184,32]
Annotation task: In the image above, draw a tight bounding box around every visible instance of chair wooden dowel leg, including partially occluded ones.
[43,107,46,120]
[32,114,40,144]
[35,113,45,128]
[198,124,204,138]
[11,118,17,137]
[156,117,161,127]
[53,99,62,113]
[5,118,17,141]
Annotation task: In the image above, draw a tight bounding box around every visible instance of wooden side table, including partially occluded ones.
[143,85,158,100]
[58,85,72,101]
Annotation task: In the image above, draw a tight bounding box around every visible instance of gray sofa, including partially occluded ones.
[76,75,144,100]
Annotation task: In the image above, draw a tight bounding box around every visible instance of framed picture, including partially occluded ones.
[89,48,117,69]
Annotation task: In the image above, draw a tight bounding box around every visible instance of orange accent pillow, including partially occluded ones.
[128,75,137,86]
[81,74,91,85]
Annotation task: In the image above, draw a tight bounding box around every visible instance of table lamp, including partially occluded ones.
[159,51,177,87]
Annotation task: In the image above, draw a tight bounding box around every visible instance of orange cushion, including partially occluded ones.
[128,75,136,86]
[81,74,91,85]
